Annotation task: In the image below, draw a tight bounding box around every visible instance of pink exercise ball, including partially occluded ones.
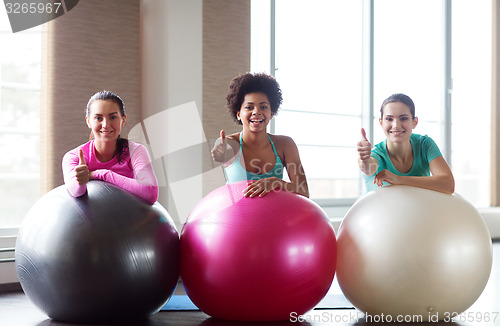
[180,181,337,321]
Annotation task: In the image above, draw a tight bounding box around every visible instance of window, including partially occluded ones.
[0,11,41,229]
[373,0,444,148]
[451,1,491,208]
[251,0,491,207]
[252,0,363,203]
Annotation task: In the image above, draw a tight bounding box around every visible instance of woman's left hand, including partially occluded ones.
[243,177,283,198]
[373,169,399,187]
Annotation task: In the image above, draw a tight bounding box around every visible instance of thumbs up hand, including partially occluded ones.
[74,149,91,185]
[357,128,372,161]
[211,130,233,163]
[78,148,86,166]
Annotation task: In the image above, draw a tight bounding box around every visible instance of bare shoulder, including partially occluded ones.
[225,132,240,142]
[224,132,241,153]
[269,134,298,149]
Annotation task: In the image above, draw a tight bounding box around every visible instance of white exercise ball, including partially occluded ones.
[337,185,492,322]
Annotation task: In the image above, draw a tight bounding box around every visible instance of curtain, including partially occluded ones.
[41,0,141,194]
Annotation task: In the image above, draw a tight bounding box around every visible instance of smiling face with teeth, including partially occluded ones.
[237,92,273,133]
[86,99,127,144]
[379,101,418,143]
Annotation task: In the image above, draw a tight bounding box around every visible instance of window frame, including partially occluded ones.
[0,14,42,285]
[258,0,454,207]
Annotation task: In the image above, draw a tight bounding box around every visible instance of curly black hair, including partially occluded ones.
[226,72,283,125]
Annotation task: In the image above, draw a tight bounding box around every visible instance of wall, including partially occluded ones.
[141,0,202,229]
[202,0,251,194]
[141,0,250,228]
[1,0,143,287]
[492,0,500,206]
[41,0,141,193]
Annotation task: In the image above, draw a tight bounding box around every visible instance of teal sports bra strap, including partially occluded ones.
[239,132,280,158]
[268,135,279,157]
[225,132,284,184]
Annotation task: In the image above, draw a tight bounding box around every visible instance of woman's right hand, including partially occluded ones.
[74,149,91,185]
[357,128,379,175]
[211,130,230,163]
[357,128,372,161]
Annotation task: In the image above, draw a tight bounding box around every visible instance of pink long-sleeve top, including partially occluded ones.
[62,140,159,204]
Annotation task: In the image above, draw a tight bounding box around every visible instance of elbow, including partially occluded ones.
[443,187,454,195]
[144,186,159,205]
[294,179,309,198]
[299,185,310,198]
[447,178,455,195]
[303,189,310,198]
[64,177,87,198]
[441,176,455,195]
[66,185,87,198]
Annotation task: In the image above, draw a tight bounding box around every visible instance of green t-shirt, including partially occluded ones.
[363,134,442,193]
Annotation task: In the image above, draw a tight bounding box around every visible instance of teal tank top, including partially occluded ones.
[224,133,284,184]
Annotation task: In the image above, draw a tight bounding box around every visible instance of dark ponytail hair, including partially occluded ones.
[380,93,416,119]
[86,90,129,163]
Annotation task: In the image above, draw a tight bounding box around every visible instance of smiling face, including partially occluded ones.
[379,101,418,143]
[237,92,273,133]
[86,99,126,143]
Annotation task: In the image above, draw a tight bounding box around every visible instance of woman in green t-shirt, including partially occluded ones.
[357,93,455,194]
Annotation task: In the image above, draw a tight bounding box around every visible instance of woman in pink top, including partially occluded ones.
[62,90,159,204]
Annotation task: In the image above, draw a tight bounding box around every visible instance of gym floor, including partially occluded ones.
[1,242,498,326]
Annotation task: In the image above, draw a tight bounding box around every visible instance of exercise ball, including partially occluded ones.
[337,185,492,322]
[180,181,337,321]
[15,181,180,324]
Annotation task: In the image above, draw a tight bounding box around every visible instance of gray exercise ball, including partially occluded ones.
[15,181,180,324]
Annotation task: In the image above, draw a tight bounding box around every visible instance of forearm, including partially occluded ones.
[394,174,455,194]
[359,157,378,176]
[93,170,159,204]
[62,152,87,197]
[64,174,87,197]
[211,139,236,165]
[272,177,309,198]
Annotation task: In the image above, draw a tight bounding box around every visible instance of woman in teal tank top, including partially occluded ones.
[357,93,455,194]
[211,73,309,198]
